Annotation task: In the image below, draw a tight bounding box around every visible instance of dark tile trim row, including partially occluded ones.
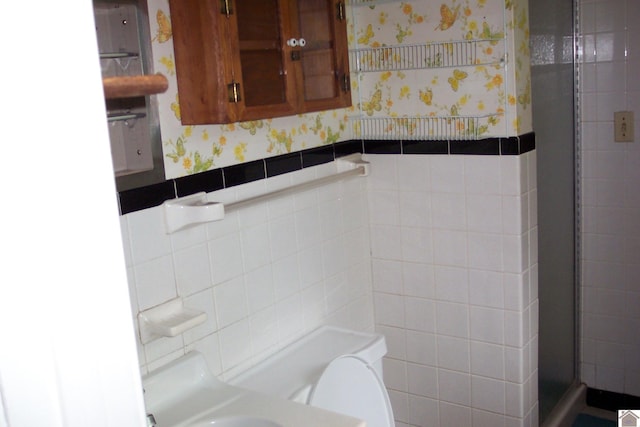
[586,387,640,412]
[118,132,535,215]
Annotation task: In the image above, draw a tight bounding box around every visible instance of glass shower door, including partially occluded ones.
[529,0,577,423]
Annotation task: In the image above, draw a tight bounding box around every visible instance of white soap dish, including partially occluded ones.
[138,297,207,344]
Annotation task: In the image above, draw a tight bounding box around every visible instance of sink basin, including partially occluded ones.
[189,416,283,427]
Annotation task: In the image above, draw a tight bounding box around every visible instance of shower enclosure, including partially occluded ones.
[529,0,579,423]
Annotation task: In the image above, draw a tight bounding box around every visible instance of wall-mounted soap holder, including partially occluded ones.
[138,297,207,344]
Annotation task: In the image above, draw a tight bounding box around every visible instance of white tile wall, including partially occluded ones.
[579,0,640,397]
[119,151,537,427]
[366,154,538,427]
[120,161,375,378]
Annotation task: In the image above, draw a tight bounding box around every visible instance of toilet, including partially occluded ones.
[230,326,395,427]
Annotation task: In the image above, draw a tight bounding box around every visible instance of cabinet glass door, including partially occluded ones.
[235,0,288,107]
[297,0,339,101]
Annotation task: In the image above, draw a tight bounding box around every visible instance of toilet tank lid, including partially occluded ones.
[229,326,387,400]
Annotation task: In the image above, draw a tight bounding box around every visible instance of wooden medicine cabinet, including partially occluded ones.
[168,0,352,125]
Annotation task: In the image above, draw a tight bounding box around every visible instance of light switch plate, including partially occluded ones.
[614,111,634,142]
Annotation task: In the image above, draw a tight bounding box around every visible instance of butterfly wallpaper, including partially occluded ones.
[147,0,531,180]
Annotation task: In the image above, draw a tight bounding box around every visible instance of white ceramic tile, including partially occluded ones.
[505,382,525,418]
[265,175,295,219]
[272,253,300,301]
[388,390,410,425]
[470,307,504,345]
[184,333,222,377]
[209,233,244,285]
[182,289,217,344]
[276,293,305,342]
[369,190,401,225]
[399,191,432,228]
[319,198,345,239]
[370,224,403,260]
[293,206,322,250]
[406,330,437,366]
[469,269,504,309]
[439,402,471,427]
[436,301,469,338]
[119,216,133,267]
[465,156,502,195]
[321,236,347,278]
[376,325,407,360]
[407,363,438,398]
[467,194,502,234]
[174,243,213,296]
[504,310,524,348]
[408,395,440,427]
[301,281,327,327]
[430,156,465,194]
[127,206,172,264]
[405,296,436,333]
[344,228,370,267]
[468,232,503,271]
[472,376,505,413]
[235,181,268,228]
[269,213,297,261]
[326,272,351,313]
[500,234,524,274]
[433,230,468,267]
[397,155,431,192]
[241,222,271,271]
[384,357,408,392]
[438,369,470,406]
[435,266,469,304]
[403,262,436,299]
[473,409,506,427]
[297,245,324,288]
[249,306,278,357]
[437,335,470,373]
[431,193,467,230]
[244,264,275,313]
[401,226,434,264]
[470,341,504,380]
[500,156,523,197]
[372,259,403,294]
[374,292,405,327]
[218,319,252,371]
[214,277,248,328]
[503,272,525,311]
[134,255,177,311]
[502,196,526,235]
[364,154,399,191]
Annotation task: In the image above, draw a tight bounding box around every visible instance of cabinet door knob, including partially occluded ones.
[286,38,306,48]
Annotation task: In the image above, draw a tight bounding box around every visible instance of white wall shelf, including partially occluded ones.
[350,115,500,140]
[349,39,505,73]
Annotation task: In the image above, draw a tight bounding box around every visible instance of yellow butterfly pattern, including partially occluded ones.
[435,4,460,31]
[448,69,468,92]
[153,10,172,43]
[360,89,383,116]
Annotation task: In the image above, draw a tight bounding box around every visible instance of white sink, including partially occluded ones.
[188,416,283,427]
[142,351,365,427]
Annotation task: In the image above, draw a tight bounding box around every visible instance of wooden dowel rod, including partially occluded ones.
[102,73,169,99]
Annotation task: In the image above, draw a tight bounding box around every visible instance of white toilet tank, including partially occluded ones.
[230,326,395,427]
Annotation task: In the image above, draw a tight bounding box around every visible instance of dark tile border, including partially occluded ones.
[587,387,640,411]
[118,133,535,215]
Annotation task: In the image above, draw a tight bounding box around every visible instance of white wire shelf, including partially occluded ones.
[350,115,499,141]
[347,0,399,5]
[349,40,504,72]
